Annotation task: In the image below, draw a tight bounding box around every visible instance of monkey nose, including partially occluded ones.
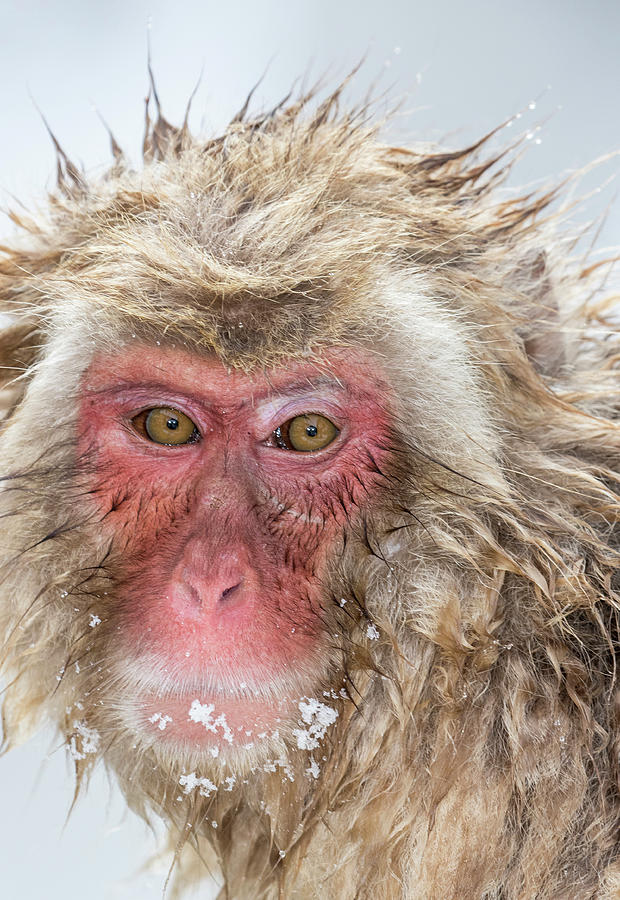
[219,580,243,603]
[168,565,249,617]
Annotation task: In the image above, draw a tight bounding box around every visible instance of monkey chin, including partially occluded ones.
[136,693,292,755]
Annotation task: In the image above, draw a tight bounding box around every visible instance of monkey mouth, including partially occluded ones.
[118,653,329,752]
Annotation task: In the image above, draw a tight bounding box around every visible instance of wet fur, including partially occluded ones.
[0,84,619,898]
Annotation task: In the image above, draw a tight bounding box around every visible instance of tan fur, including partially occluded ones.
[0,84,619,899]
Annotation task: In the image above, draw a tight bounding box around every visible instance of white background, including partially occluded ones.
[1,1,619,897]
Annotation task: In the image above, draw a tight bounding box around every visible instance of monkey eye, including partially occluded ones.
[274,414,339,453]
[132,407,200,446]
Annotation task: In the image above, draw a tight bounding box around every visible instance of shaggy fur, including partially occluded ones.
[0,84,619,898]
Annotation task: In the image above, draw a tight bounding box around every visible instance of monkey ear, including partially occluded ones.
[512,249,565,376]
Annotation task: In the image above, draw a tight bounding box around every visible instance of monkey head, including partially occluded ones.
[0,89,618,898]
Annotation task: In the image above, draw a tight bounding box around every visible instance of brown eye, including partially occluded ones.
[275,414,339,453]
[133,407,200,446]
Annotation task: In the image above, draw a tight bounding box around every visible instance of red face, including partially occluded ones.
[78,344,393,753]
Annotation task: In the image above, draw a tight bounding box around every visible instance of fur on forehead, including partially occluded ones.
[0,83,564,376]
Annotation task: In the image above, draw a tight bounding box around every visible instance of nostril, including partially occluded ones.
[220,581,242,602]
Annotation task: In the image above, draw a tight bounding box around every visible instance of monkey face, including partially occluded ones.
[77,341,395,757]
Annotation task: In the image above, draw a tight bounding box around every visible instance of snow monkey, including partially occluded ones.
[0,82,619,899]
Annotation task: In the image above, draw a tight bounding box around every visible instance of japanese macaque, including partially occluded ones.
[0,82,619,900]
